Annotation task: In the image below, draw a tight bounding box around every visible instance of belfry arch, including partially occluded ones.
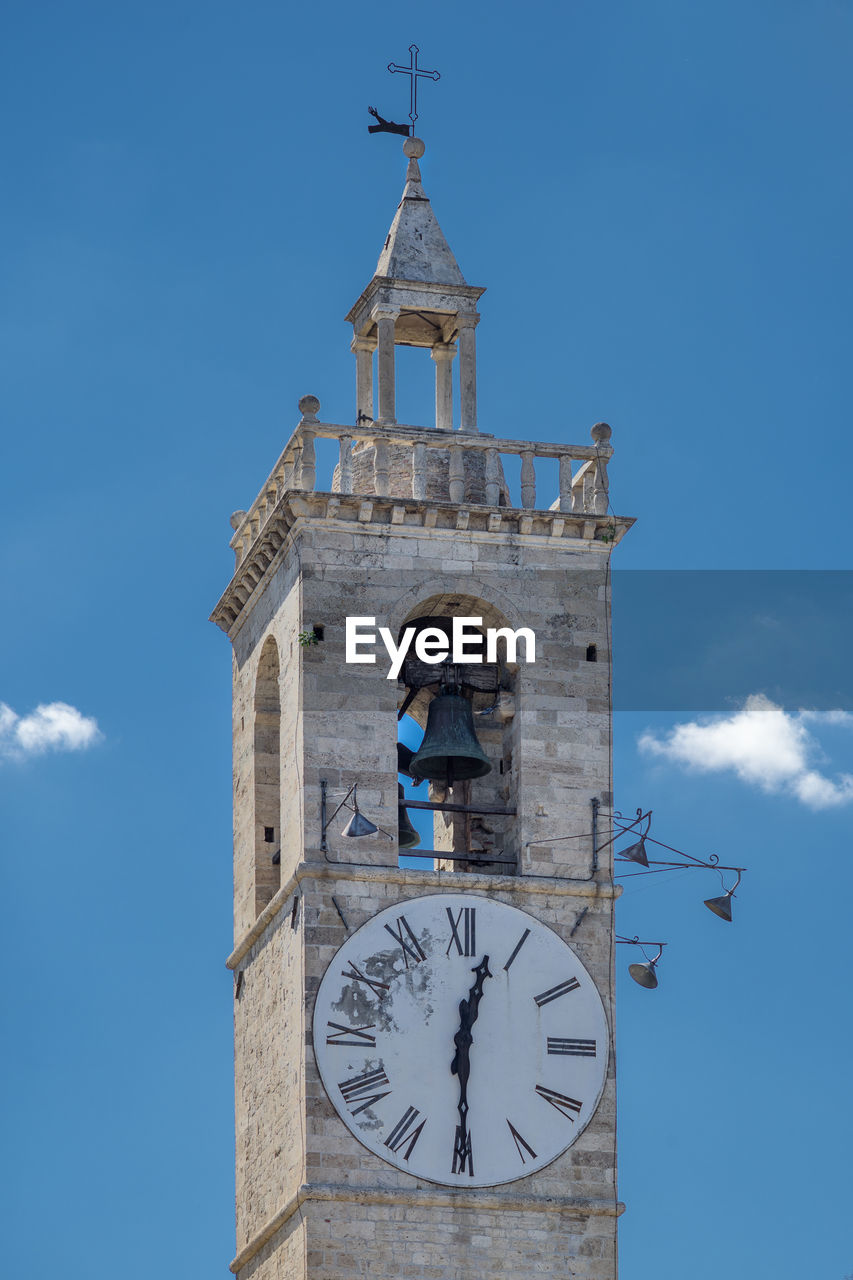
[252,635,281,916]
[395,591,521,871]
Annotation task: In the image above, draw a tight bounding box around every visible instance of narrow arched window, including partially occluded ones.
[253,637,281,915]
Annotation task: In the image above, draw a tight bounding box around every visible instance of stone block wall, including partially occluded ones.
[228,510,620,1279]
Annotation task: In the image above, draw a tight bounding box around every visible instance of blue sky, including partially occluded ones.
[2,2,852,1277]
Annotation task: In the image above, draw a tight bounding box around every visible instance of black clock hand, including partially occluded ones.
[450,955,492,1171]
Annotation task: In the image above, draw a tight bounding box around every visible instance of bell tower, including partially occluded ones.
[212,137,632,1280]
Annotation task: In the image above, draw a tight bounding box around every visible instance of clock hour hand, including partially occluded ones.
[450,955,492,1151]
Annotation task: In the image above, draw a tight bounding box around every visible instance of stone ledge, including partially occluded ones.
[226,858,620,971]
[210,490,634,636]
[230,1180,626,1273]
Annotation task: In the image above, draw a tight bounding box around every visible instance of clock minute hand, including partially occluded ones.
[450,956,492,1133]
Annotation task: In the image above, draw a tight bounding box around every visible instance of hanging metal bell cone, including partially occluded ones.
[619,837,649,867]
[397,742,417,778]
[628,961,659,989]
[409,691,492,784]
[397,784,421,849]
[704,892,734,922]
[341,808,379,838]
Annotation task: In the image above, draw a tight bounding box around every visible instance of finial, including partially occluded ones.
[298,395,321,423]
[403,135,425,185]
[591,422,612,445]
[230,510,247,531]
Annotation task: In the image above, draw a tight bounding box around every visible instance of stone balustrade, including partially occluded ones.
[228,396,615,568]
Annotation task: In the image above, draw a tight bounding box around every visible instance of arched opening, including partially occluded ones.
[397,712,435,869]
[253,636,281,916]
[394,594,520,873]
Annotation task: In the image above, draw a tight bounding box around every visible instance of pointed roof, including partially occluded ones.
[345,138,484,338]
[374,140,467,286]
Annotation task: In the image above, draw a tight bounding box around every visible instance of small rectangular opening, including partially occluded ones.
[264,826,275,843]
[312,625,325,641]
[586,644,597,662]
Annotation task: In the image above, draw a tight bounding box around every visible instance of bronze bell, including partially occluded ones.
[409,690,492,786]
[397,784,421,849]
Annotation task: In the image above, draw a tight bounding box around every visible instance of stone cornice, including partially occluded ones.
[226,859,620,972]
[230,1180,625,1273]
[345,275,486,329]
[209,489,633,637]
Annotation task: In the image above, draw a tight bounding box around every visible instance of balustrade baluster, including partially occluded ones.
[583,468,594,514]
[485,448,500,506]
[449,445,465,503]
[593,455,609,514]
[374,439,390,496]
[301,431,316,491]
[339,435,353,494]
[558,455,573,513]
[520,450,536,509]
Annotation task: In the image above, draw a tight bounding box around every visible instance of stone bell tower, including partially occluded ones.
[212,136,632,1280]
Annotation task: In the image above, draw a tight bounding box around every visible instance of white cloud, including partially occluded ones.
[638,694,853,810]
[0,701,102,761]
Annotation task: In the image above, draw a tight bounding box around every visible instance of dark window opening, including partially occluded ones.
[586,644,597,662]
[264,826,275,843]
[312,625,325,641]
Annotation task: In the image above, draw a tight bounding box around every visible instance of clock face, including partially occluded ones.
[312,892,609,1188]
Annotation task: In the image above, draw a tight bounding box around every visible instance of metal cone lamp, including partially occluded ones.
[617,937,664,990]
[628,958,659,989]
[341,785,379,838]
[704,870,741,922]
[619,836,649,867]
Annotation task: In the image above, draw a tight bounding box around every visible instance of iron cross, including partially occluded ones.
[387,44,440,135]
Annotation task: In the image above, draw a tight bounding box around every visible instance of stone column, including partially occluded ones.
[351,335,376,425]
[457,314,479,433]
[373,306,399,425]
[430,342,456,431]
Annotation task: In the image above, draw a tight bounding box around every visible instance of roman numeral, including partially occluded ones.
[506,1119,537,1164]
[445,906,477,956]
[535,1085,583,1121]
[533,977,580,1007]
[341,962,390,999]
[325,1021,377,1048]
[547,1037,597,1057]
[503,928,531,972]
[338,1067,392,1115]
[451,1125,474,1176]
[383,1106,426,1160]
[383,915,426,969]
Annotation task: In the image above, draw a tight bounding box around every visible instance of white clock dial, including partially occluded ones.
[312,892,609,1188]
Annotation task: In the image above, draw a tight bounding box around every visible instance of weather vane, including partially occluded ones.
[368,43,441,138]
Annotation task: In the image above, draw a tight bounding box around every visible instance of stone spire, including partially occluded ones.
[374,137,467,286]
[346,137,485,431]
